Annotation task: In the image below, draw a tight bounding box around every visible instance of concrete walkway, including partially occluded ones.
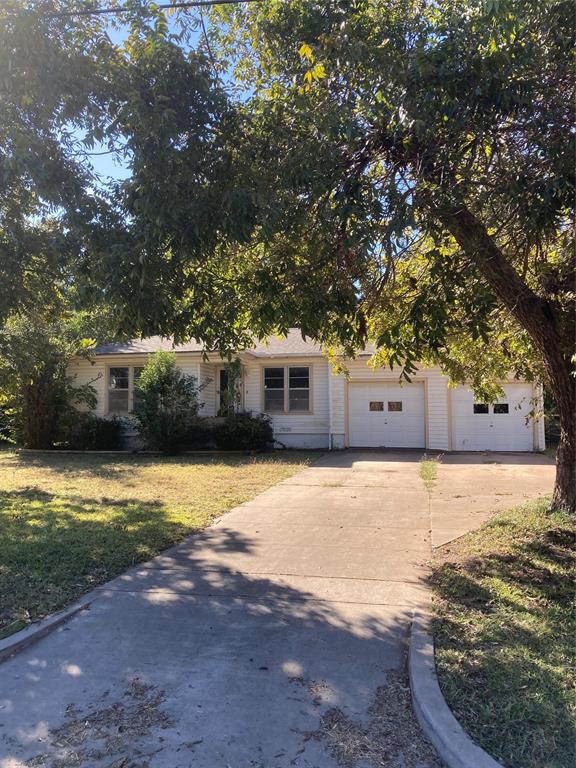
[0,451,554,768]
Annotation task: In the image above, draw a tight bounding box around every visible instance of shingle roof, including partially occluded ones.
[94,329,325,358]
[94,336,204,355]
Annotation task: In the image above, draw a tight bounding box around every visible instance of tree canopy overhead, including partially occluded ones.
[1,0,574,509]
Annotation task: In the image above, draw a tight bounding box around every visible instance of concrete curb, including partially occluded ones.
[409,611,504,768]
[0,595,93,664]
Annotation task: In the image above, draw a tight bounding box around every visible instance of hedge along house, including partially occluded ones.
[67,329,545,452]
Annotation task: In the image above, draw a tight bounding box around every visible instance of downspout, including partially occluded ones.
[327,361,333,450]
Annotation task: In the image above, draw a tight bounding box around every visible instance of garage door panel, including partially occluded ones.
[349,383,425,448]
[452,384,534,451]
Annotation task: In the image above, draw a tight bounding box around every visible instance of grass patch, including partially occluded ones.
[430,497,575,768]
[419,457,439,492]
[0,448,319,639]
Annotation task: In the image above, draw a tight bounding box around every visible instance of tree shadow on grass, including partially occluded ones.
[0,488,204,634]
[429,516,575,768]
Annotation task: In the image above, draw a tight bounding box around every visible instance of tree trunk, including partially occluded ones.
[436,202,575,514]
[550,359,576,513]
[350,130,575,510]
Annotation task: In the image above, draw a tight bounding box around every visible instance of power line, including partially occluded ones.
[38,0,264,19]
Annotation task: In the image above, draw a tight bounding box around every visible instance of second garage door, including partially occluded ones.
[451,384,535,451]
[348,382,426,448]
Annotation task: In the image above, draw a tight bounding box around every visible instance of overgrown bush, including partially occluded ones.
[0,402,11,443]
[184,420,212,450]
[133,351,201,454]
[0,316,97,448]
[213,412,273,451]
[64,413,124,451]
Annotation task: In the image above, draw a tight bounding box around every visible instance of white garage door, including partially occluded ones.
[452,384,534,451]
[348,382,426,448]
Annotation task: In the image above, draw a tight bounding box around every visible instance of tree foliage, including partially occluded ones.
[0,1,122,320]
[1,1,574,506]
[0,314,98,448]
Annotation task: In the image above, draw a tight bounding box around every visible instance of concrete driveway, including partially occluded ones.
[0,451,554,768]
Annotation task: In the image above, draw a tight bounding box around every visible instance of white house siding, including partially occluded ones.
[329,372,347,449]
[67,357,107,416]
[340,359,451,451]
[243,358,331,449]
[198,361,216,416]
[426,372,451,450]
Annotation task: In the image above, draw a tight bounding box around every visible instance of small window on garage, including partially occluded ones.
[369,401,384,411]
[388,401,403,412]
[473,403,489,414]
[493,403,509,414]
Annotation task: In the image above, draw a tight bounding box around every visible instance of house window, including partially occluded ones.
[108,366,143,414]
[473,403,489,414]
[264,367,285,412]
[108,367,129,413]
[369,401,384,412]
[494,403,509,414]
[388,401,403,412]
[263,366,310,413]
[289,367,310,412]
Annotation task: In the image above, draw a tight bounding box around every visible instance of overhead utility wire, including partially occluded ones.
[34,0,264,19]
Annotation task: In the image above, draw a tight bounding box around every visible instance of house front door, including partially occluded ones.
[218,368,229,415]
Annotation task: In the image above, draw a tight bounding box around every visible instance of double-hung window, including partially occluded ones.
[264,366,310,413]
[108,366,144,414]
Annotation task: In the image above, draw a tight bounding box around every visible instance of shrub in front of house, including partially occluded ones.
[64,413,124,451]
[183,420,213,450]
[133,351,201,454]
[213,412,273,451]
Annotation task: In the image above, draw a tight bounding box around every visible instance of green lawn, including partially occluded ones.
[0,448,319,639]
[430,498,575,768]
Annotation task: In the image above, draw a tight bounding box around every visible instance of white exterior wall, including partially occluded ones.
[329,372,347,449]
[243,358,330,449]
[67,357,107,416]
[198,362,216,416]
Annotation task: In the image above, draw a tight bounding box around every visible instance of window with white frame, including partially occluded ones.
[263,366,310,413]
[108,366,144,414]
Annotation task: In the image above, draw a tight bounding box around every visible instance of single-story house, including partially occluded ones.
[68,329,545,452]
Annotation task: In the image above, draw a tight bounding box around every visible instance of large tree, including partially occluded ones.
[0,0,126,320]
[108,1,574,509]
[2,1,574,509]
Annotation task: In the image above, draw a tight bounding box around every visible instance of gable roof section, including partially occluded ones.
[94,329,325,358]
